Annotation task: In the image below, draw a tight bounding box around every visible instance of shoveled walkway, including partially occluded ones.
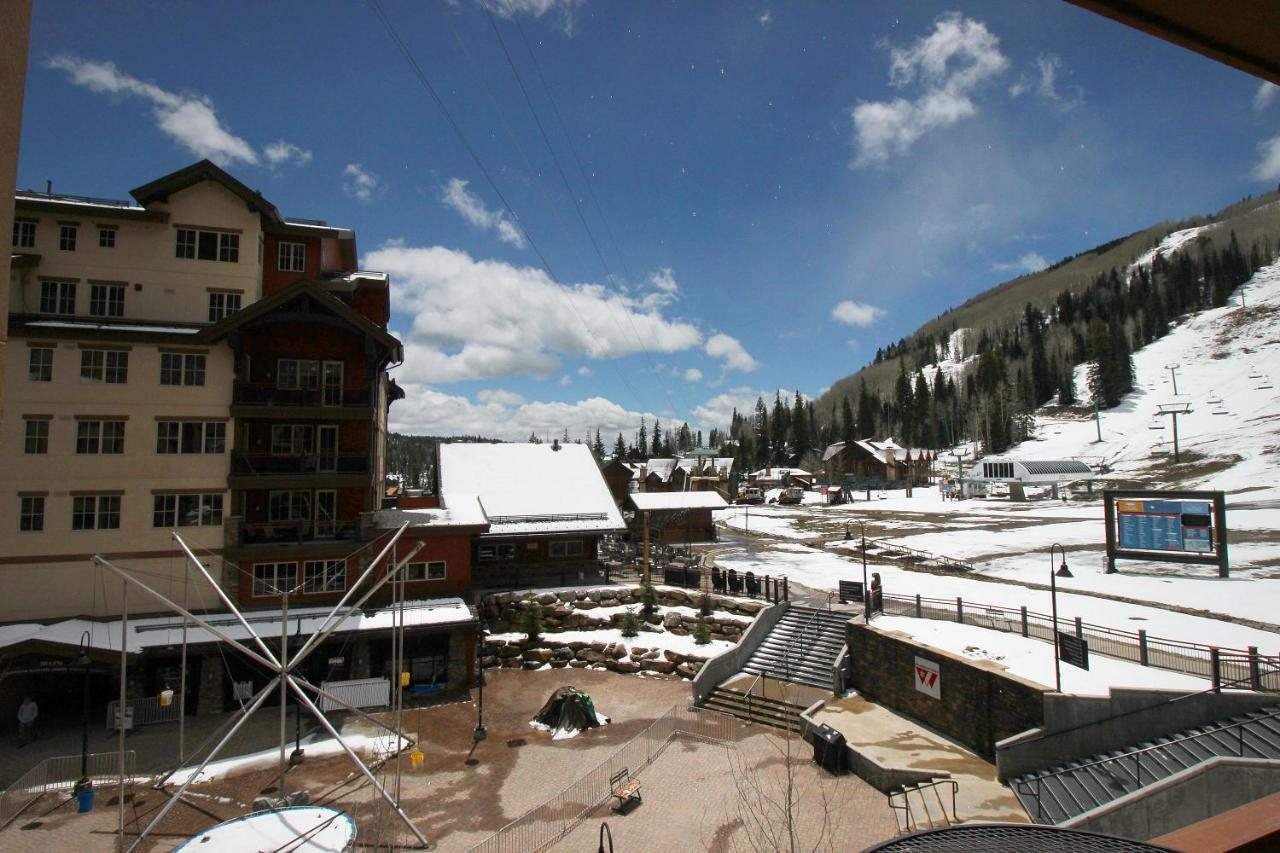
[809,694,1030,824]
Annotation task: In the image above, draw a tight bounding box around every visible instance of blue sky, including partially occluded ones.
[17,1,1280,442]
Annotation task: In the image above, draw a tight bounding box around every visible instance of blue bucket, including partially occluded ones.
[75,788,95,813]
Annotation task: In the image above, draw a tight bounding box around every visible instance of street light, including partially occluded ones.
[858,521,870,624]
[474,622,488,741]
[1049,543,1072,693]
[77,630,92,779]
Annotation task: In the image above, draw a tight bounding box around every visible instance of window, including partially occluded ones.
[252,562,297,597]
[276,359,322,390]
[403,561,447,581]
[477,543,516,561]
[24,420,49,454]
[207,291,241,322]
[268,490,312,522]
[270,424,314,455]
[28,347,52,382]
[72,495,121,530]
[549,540,585,558]
[278,241,306,272]
[153,493,223,528]
[12,218,35,248]
[99,227,116,248]
[303,560,346,593]
[40,280,76,315]
[89,283,125,318]
[160,352,206,386]
[59,224,77,251]
[19,497,44,532]
[76,419,125,454]
[80,349,129,384]
[176,228,239,263]
[156,420,225,454]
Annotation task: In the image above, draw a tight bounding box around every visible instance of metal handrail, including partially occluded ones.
[1015,704,1280,822]
[744,668,768,722]
[888,779,959,833]
[782,595,834,681]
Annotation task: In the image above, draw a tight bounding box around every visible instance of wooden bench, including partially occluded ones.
[610,767,642,814]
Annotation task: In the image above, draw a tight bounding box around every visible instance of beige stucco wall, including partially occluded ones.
[11,180,264,324]
[0,1,33,414]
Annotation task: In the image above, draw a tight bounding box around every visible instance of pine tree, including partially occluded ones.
[592,429,605,461]
[693,616,712,645]
[651,419,664,457]
[856,379,876,438]
[621,608,640,638]
[521,601,543,644]
[841,396,856,445]
[791,391,810,460]
[638,418,649,458]
[613,433,627,459]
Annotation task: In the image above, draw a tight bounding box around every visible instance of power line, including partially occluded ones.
[366,0,660,423]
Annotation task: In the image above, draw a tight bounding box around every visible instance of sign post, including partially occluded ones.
[1104,490,1229,577]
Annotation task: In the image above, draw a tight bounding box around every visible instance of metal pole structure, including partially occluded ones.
[1165,364,1180,396]
[1171,411,1181,463]
[1093,400,1103,442]
[859,521,869,624]
[475,622,487,740]
[179,558,189,764]
[172,533,280,668]
[279,589,288,804]
[118,580,127,847]
[1049,543,1072,694]
[643,511,651,586]
[78,632,92,779]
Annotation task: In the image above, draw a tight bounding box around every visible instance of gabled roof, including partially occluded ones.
[822,442,846,463]
[629,491,728,512]
[200,278,401,356]
[130,159,283,223]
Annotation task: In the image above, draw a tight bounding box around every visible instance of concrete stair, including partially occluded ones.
[888,779,958,834]
[1012,704,1280,824]
[702,684,807,734]
[740,606,848,689]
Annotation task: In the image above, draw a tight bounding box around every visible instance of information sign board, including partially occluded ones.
[1057,633,1090,670]
[1116,499,1214,554]
[914,656,941,700]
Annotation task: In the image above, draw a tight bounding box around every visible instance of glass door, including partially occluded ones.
[318,425,338,472]
[322,361,344,407]
[316,489,336,539]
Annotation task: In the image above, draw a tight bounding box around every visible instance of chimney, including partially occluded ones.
[551,438,562,452]
[46,180,52,197]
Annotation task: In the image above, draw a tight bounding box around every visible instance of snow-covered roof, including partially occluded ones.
[372,493,488,529]
[853,438,935,463]
[677,456,734,476]
[0,598,475,655]
[822,442,846,463]
[439,442,626,536]
[629,491,729,511]
[642,458,678,481]
[749,467,812,479]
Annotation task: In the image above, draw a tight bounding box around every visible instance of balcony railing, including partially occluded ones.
[231,450,369,476]
[233,382,370,408]
[236,518,360,546]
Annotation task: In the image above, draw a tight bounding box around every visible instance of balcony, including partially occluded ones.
[231,382,371,417]
[228,451,371,490]
[228,517,360,547]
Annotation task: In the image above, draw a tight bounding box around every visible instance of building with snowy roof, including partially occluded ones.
[822,439,937,486]
[627,490,728,544]
[437,441,626,588]
[966,458,1095,499]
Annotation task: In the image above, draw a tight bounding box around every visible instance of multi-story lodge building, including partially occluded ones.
[1,160,398,620]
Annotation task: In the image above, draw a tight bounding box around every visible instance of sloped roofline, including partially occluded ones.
[130,159,283,224]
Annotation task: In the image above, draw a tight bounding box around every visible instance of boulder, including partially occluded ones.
[568,660,588,668]
[577,600,599,610]
[521,661,544,671]
[665,650,687,664]
[497,645,521,659]
[522,648,553,664]
[601,598,621,609]
[607,660,642,674]
[643,659,677,674]
[553,647,575,661]
[736,600,766,614]
[676,663,699,679]
[577,649,611,665]
[500,658,521,669]
[630,646,650,656]
[669,628,689,636]
[662,613,682,629]
[535,592,557,606]
[549,660,569,668]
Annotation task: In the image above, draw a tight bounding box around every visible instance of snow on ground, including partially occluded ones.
[874,615,1211,695]
[487,626,735,659]
[170,732,411,785]
[1128,223,1216,272]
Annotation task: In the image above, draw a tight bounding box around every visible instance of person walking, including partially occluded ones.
[17,695,38,746]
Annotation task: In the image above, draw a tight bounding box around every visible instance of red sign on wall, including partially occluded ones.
[914,656,941,699]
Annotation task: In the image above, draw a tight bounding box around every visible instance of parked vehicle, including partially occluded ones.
[776,486,805,505]
[736,486,764,505]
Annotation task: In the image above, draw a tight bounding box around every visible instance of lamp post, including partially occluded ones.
[858,521,870,624]
[1049,543,1072,693]
[77,630,92,779]
[474,623,488,741]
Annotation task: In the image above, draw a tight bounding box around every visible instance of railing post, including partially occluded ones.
[783,577,788,601]
[1074,616,1083,639]
[1211,648,1222,692]
[1139,629,1149,666]
[956,597,963,624]
[915,594,922,618]
[1020,606,1028,637]
[1249,646,1262,690]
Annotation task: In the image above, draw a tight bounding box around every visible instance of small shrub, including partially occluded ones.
[693,616,712,645]
[640,582,659,615]
[520,601,543,644]
[621,608,640,638]
[698,592,714,617]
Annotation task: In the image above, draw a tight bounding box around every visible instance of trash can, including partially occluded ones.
[811,723,846,774]
[74,786,95,813]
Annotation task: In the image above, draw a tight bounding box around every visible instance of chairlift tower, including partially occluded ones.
[1155,402,1193,463]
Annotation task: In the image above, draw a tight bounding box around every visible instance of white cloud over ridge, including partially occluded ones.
[483,0,585,35]
[992,251,1049,276]
[343,164,380,202]
[369,244,704,383]
[850,13,1007,167]
[1255,82,1278,112]
[705,333,759,373]
[1254,135,1280,182]
[389,384,647,441]
[1009,54,1082,110]
[831,300,886,327]
[264,140,313,167]
[441,178,527,248]
[46,55,288,168]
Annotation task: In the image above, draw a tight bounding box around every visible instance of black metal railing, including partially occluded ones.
[237,519,359,545]
[232,382,370,408]
[231,450,369,476]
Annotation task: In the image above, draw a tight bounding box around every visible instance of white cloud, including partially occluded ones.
[1009,54,1082,110]
[991,251,1049,275]
[831,300,886,327]
[684,367,704,383]
[758,9,773,27]
[850,13,1007,167]
[705,333,759,373]
[264,140,313,167]
[691,386,761,428]
[475,389,525,406]
[390,384,648,440]
[650,268,679,295]
[1253,135,1280,182]
[577,366,592,377]
[483,0,585,35]
[1255,81,1278,111]
[343,164,380,203]
[45,55,285,168]
[559,375,572,386]
[368,244,704,383]
[440,178,527,248]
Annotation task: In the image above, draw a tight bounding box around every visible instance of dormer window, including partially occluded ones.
[278,241,306,272]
